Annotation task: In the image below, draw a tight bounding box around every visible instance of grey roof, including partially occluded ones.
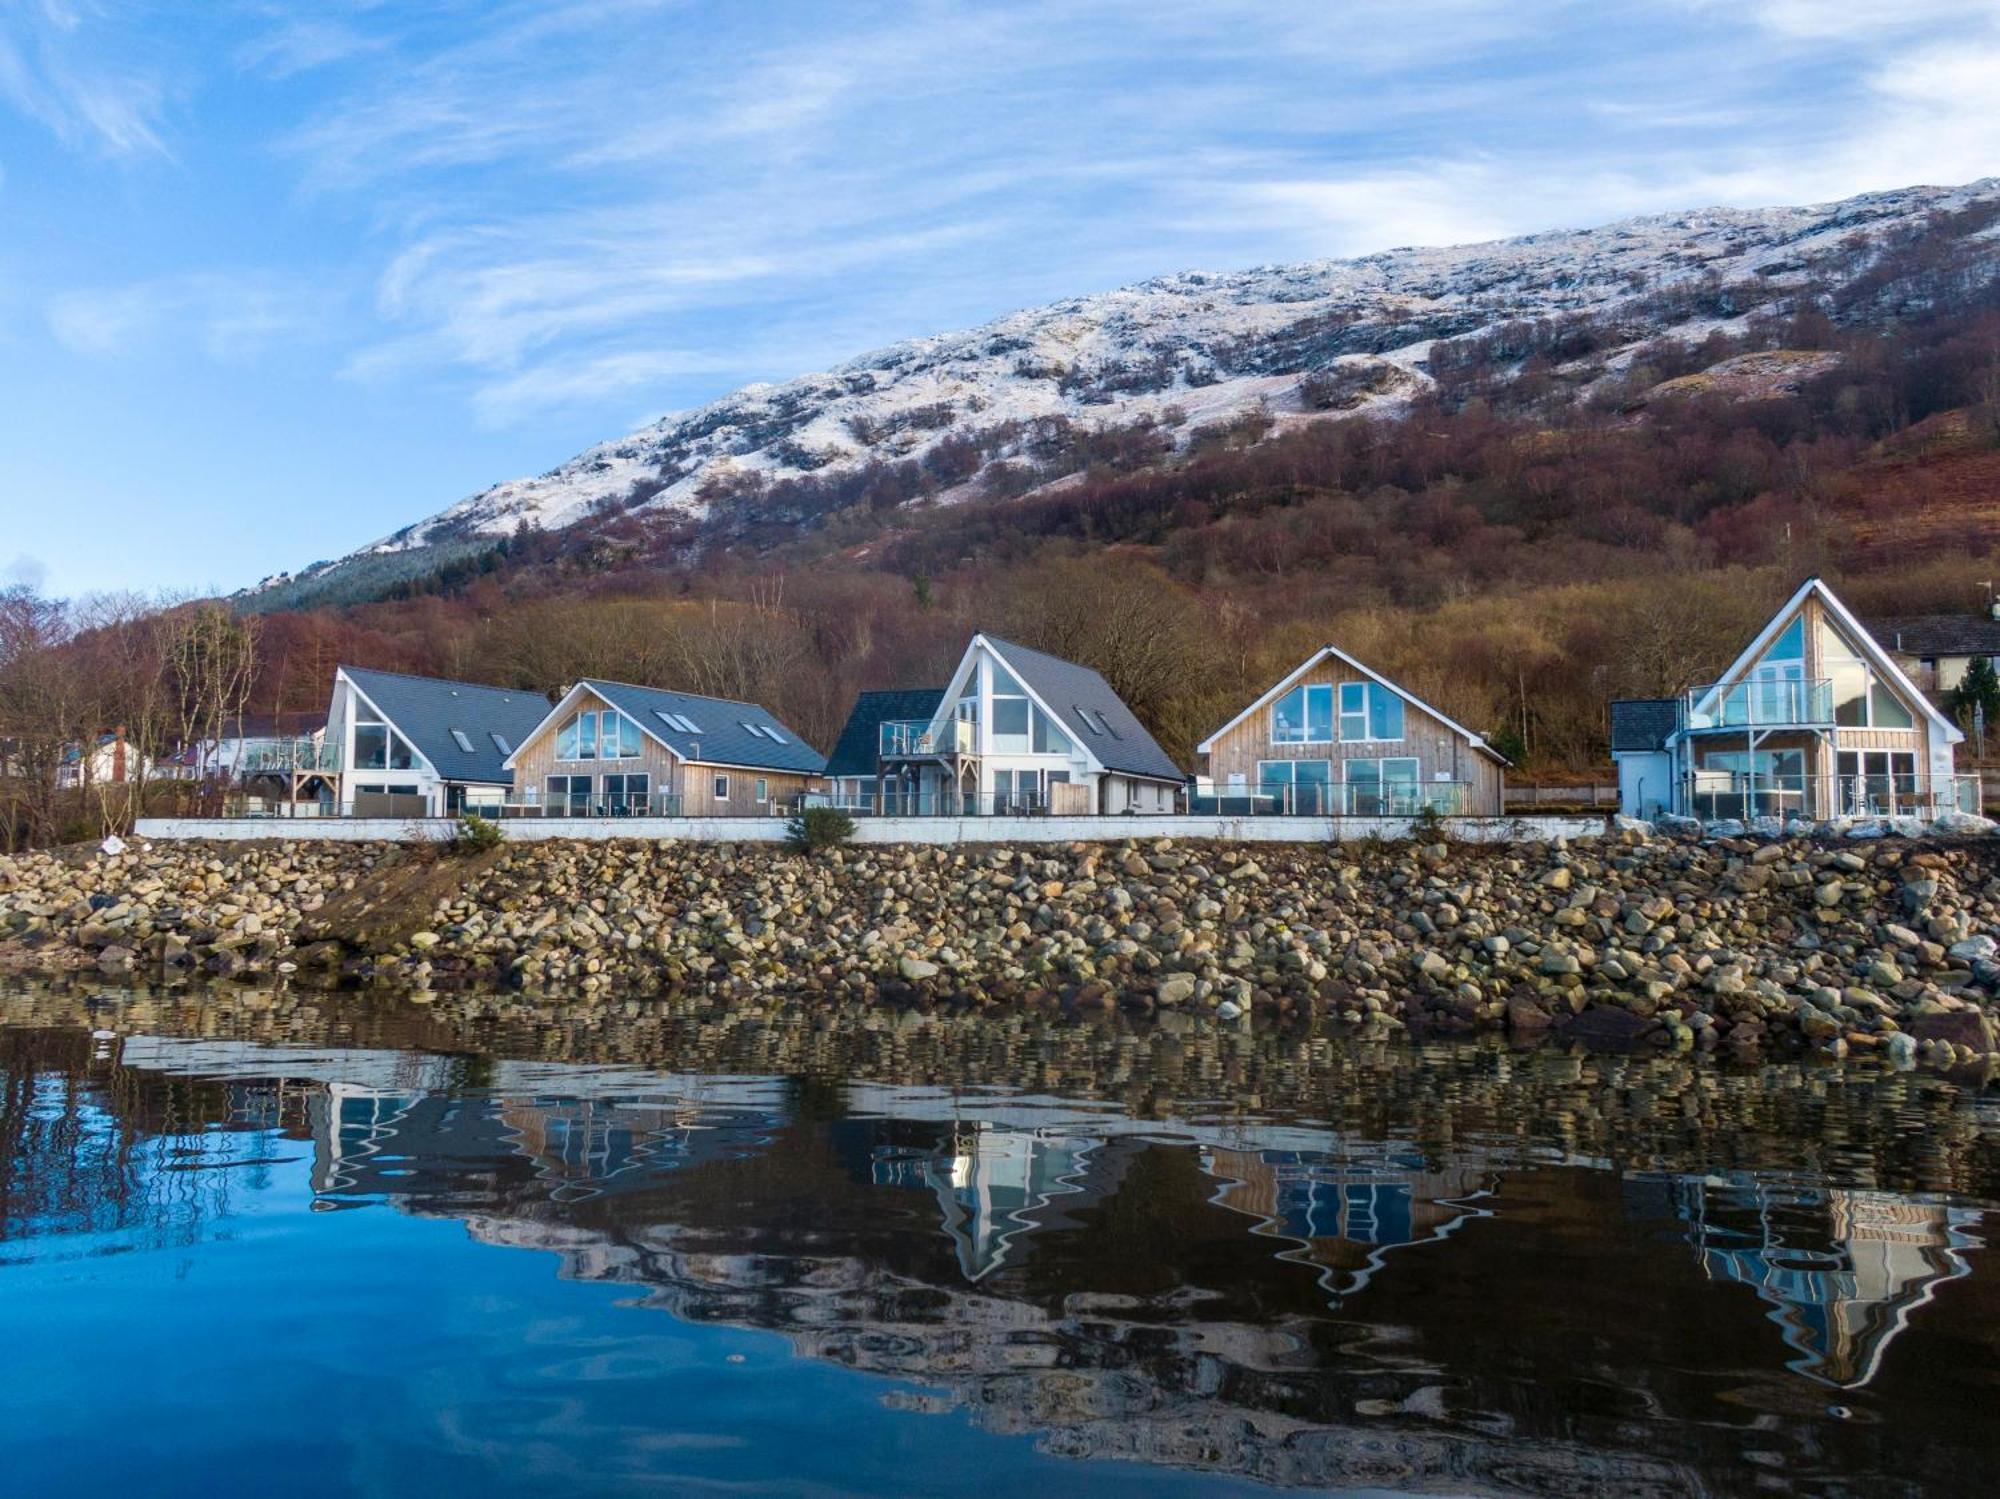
[581,679,827,776]
[983,635,1186,783]
[1609,698,1682,754]
[827,688,945,778]
[1861,615,2000,658]
[341,666,551,785]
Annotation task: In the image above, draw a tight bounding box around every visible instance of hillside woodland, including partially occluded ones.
[5,199,2000,845]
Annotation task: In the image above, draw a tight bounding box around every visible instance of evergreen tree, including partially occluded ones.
[1950,654,2000,736]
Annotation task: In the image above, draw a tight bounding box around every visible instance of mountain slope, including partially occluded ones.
[249,178,2000,609]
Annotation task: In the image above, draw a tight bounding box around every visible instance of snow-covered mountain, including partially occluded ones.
[254,178,2000,603]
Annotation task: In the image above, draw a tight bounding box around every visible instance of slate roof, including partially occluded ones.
[1609,698,1682,754]
[1861,615,2000,658]
[341,667,552,786]
[982,635,1186,783]
[826,688,946,778]
[579,679,827,775]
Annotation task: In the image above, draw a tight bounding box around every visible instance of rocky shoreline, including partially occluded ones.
[3,828,1998,1070]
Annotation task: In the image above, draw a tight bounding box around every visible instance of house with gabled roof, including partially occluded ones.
[328,666,552,817]
[872,635,1184,815]
[501,678,826,817]
[1195,645,1507,815]
[826,688,946,811]
[1610,577,1974,823]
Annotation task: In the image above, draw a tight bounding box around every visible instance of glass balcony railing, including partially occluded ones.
[238,739,343,773]
[879,718,974,757]
[1685,678,1833,730]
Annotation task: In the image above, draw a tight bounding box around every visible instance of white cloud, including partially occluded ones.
[46,272,332,359]
[0,0,169,157]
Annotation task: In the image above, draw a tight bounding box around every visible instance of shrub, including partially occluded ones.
[786,805,856,853]
[453,813,504,854]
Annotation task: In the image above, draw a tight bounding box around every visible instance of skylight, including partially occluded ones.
[1075,705,1102,734]
[490,733,511,754]
[762,725,786,744]
[450,729,474,752]
[743,722,767,738]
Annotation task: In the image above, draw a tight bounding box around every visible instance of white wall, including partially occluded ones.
[136,813,1608,845]
[1615,751,1676,819]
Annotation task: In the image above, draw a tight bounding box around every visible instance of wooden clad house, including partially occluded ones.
[1610,577,1973,822]
[1196,646,1507,815]
[870,634,1185,815]
[502,678,826,816]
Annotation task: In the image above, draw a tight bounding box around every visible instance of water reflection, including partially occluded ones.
[3,982,1998,1496]
[1646,1175,1983,1388]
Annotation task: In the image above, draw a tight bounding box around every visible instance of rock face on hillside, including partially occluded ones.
[4,829,1998,1071]
[249,178,2000,606]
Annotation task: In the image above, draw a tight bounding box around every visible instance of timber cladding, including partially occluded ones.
[1202,655,1505,814]
[510,685,820,816]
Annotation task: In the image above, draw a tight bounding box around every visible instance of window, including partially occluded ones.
[1031,705,1071,754]
[1826,633,1915,729]
[991,663,1032,752]
[545,775,591,815]
[1347,757,1419,814]
[490,732,512,755]
[1337,682,1403,742]
[755,778,768,803]
[1258,760,1332,813]
[1837,750,1919,812]
[602,773,650,814]
[712,773,730,801]
[353,721,417,772]
[557,708,640,760]
[1273,684,1330,744]
[450,729,474,753]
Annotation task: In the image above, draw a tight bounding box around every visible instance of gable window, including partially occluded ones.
[1031,706,1071,754]
[1338,682,1404,742]
[556,707,642,761]
[352,707,417,772]
[990,663,1032,752]
[1826,633,1915,729]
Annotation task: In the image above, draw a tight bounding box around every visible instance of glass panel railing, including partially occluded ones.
[878,719,973,757]
[1685,678,1833,729]
[1685,773,1982,822]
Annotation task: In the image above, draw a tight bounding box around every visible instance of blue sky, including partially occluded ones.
[3,0,1997,599]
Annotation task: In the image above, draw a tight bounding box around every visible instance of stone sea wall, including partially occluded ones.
[3,828,1999,1067]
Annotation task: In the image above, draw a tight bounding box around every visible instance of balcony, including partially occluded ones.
[1684,678,1833,732]
[879,718,974,758]
[238,739,342,774]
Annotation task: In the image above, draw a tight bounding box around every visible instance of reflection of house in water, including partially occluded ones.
[1648,1174,1983,1388]
[872,1124,1099,1280]
[1202,1144,1494,1305]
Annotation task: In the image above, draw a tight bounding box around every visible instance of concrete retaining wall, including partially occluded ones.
[134,813,1608,845]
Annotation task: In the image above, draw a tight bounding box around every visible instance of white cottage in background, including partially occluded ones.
[1610,578,1973,822]
[874,634,1184,815]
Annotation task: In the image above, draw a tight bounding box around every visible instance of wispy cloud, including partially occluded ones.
[47,272,333,359]
[0,0,170,156]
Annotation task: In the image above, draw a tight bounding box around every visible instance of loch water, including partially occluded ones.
[1,981,1996,1497]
